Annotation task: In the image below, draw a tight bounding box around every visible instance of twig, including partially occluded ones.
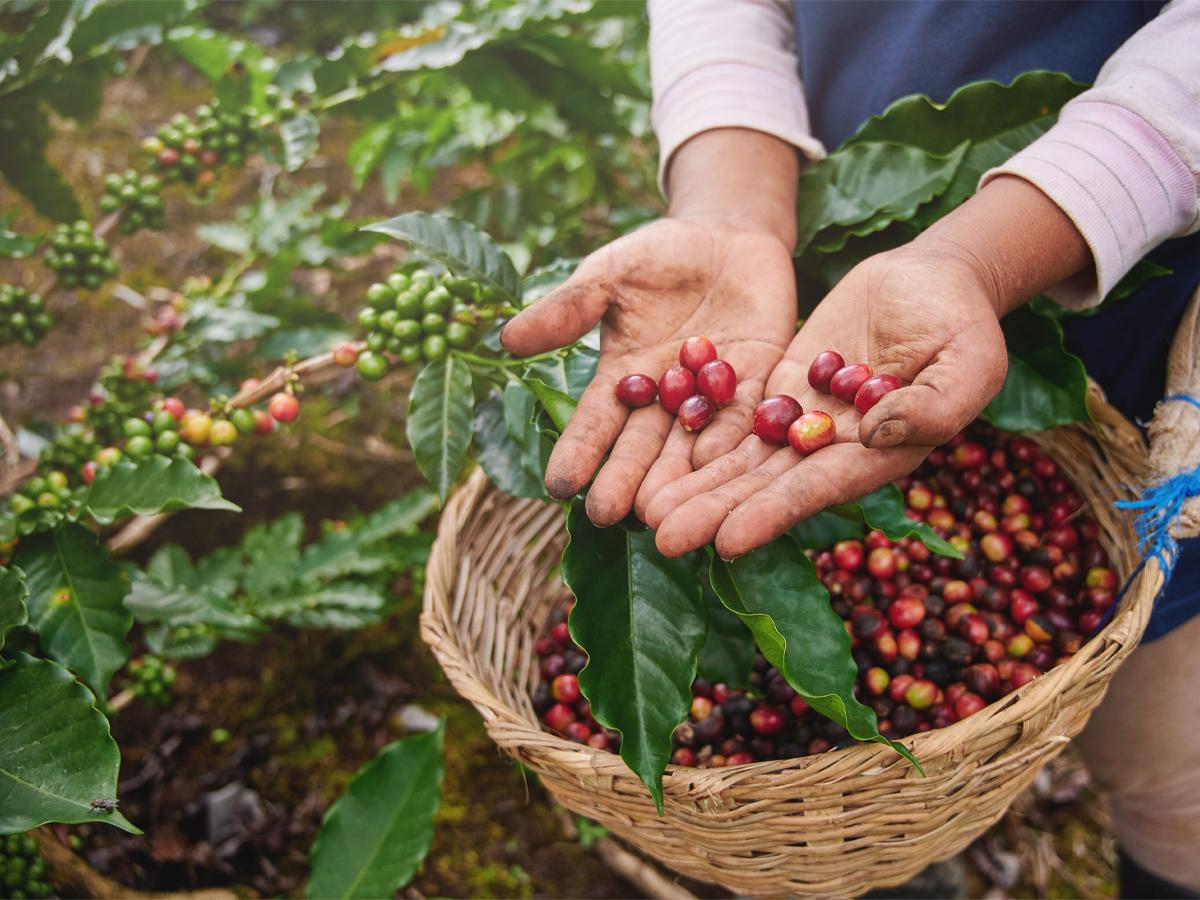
[106,687,136,714]
[0,409,17,481]
[226,342,366,409]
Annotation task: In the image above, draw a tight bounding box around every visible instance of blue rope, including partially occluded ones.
[1113,394,1200,584]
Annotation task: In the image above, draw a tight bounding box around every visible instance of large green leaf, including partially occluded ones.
[406,356,474,501]
[790,511,865,549]
[306,722,445,900]
[0,566,29,656]
[240,513,303,598]
[696,579,754,689]
[524,344,599,402]
[125,546,261,635]
[82,456,241,525]
[0,95,80,221]
[984,306,1090,431]
[13,524,132,697]
[846,71,1087,221]
[562,505,706,812]
[710,541,919,770]
[249,583,389,630]
[523,377,576,433]
[0,655,139,834]
[297,490,438,581]
[796,141,967,254]
[831,485,962,559]
[474,384,549,499]
[364,212,521,303]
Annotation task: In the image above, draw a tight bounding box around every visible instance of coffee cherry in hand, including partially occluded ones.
[855,374,903,414]
[615,374,657,408]
[752,395,803,445]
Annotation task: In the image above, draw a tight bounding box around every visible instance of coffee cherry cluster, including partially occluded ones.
[44,221,117,290]
[530,608,623,751]
[616,336,738,433]
[808,350,903,414]
[143,98,271,194]
[0,833,52,899]
[99,169,165,234]
[354,270,494,380]
[126,654,177,707]
[80,357,160,446]
[532,421,1117,764]
[0,285,53,348]
[8,469,78,516]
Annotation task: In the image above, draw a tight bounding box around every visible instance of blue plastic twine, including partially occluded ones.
[1112,394,1200,586]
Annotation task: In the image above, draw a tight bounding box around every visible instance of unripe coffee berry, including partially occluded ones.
[333,343,359,367]
[678,336,717,373]
[807,350,845,393]
[657,366,695,414]
[830,364,872,403]
[696,359,737,407]
[678,395,716,432]
[854,373,903,414]
[209,420,238,446]
[787,410,835,454]
[752,394,803,445]
[615,374,657,408]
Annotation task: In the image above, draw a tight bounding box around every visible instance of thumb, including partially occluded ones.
[859,320,1008,448]
[500,268,610,358]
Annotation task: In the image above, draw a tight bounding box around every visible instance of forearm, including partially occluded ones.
[912,174,1091,316]
[666,128,801,250]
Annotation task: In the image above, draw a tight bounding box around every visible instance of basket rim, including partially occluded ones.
[421,399,1162,785]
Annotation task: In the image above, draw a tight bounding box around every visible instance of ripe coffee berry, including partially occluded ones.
[615,374,657,408]
[552,674,581,703]
[854,373,903,414]
[788,410,836,454]
[749,705,787,736]
[543,703,576,733]
[752,394,803,445]
[697,359,737,407]
[807,350,845,393]
[269,392,300,423]
[679,336,718,372]
[657,366,696,414]
[830,364,872,404]
[678,395,716,432]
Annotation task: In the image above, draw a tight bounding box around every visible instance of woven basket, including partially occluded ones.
[420,384,1163,897]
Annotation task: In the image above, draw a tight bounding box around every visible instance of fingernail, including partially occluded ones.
[864,419,907,449]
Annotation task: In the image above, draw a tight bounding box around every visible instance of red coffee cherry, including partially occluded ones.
[657,365,696,414]
[752,394,803,445]
[678,395,716,432]
[268,393,300,422]
[854,373,903,414]
[807,350,845,393]
[679,336,718,372]
[830,364,873,403]
[696,359,737,407]
[615,374,657,408]
[787,410,836,454]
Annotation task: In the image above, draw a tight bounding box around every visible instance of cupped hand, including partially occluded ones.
[640,243,1010,559]
[500,218,797,526]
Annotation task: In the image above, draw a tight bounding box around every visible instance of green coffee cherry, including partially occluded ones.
[0,285,54,348]
[356,352,389,381]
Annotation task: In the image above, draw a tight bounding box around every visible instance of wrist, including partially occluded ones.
[665,128,800,250]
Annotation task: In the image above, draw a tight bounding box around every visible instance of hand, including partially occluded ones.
[639,175,1093,559]
[500,218,798,525]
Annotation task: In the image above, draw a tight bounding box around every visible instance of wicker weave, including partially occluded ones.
[421,384,1162,897]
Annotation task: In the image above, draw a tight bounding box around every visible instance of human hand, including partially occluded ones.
[500,217,798,525]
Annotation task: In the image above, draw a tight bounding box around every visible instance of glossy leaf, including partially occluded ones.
[0,655,139,834]
[524,344,599,402]
[406,356,475,501]
[524,377,576,432]
[562,504,706,812]
[306,723,445,899]
[984,306,1090,430]
[709,542,919,770]
[831,485,963,559]
[13,525,132,698]
[696,579,754,689]
[364,212,521,302]
[474,384,549,499]
[83,456,240,525]
[0,566,29,656]
[790,510,866,550]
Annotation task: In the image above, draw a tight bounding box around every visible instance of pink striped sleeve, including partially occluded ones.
[648,0,824,195]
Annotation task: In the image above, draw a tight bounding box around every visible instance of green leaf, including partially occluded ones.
[363,212,521,303]
[1030,258,1172,320]
[82,456,241,525]
[280,111,320,172]
[250,583,389,630]
[696,579,754,689]
[789,511,865,550]
[796,141,968,254]
[984,306,1090,431]
[13,525,132,697]
[846,71,1087,221]
[562,504,706,812]
[297,490,439,581]
[306,722,445,900]
[0,655,139,834]
[0,214,40,259]
[0,566,29,656]
[524,377,576,432]
[831,485,962,559]
[474,384,549,499]
[524,344,598,402]
[406,356,474,502]
[67,0,191,57]
[709,542,919,770]
[0,95,80,221]
[240,513,303,598]
[125,548,261,634]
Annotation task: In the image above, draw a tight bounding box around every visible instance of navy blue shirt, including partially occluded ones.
[791,0,1200,639]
